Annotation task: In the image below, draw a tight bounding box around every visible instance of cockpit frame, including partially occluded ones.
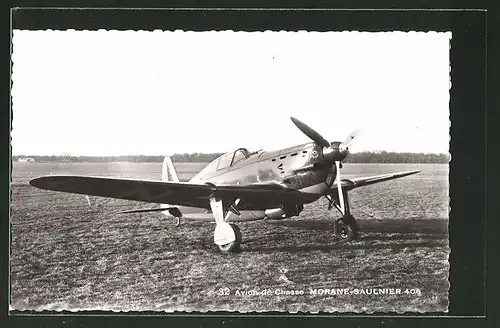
[215,148,252,171]
[230,148,251,167]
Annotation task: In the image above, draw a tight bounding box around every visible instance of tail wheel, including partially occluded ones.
[218,224,242,253]
[334,219,359,241]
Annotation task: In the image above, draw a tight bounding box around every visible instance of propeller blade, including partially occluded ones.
[335,161,345,215]
[290,117,330,148]
[342,129,362,148]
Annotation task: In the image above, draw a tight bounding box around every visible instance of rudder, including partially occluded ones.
[162,156,180,182]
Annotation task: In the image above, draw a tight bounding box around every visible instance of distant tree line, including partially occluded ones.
[345,151,450,164]
[12,152,449,164]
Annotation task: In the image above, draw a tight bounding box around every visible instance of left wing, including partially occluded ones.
[329,170,420,192]
[29,175,311,210]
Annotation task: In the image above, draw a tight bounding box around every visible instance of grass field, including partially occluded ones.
[10,162,449,313]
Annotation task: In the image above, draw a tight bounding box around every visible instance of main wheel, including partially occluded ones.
[217,224,242,253]
[334,219,359,241]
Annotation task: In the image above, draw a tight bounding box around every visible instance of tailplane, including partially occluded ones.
[162,156,180,182]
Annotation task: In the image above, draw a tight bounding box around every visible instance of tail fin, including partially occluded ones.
[162,156,179,182]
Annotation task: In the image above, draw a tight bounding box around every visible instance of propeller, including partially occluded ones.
[290,117,362,215]
[290,116,361,164]
[290,117,330,148]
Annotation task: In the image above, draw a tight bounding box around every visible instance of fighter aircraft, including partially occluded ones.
[29,117,419,253]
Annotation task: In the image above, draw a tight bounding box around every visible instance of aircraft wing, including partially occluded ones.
[29,175,309,210]
[330,170,420,192]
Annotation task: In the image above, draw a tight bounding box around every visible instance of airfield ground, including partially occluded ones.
[10,162,449,313]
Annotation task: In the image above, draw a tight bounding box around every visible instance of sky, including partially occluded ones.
[11,30,451,156]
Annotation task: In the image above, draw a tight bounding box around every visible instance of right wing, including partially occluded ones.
[29,175,311,210]
[330,170,420,192]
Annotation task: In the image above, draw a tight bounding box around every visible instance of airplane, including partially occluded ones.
[29,117,420,253]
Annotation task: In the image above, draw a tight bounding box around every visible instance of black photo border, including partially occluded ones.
[4,1,496,327]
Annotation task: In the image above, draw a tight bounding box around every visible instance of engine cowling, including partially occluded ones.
[264,204,304,219]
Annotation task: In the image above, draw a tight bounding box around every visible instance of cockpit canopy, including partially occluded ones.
[195,148,253,179]
[217,148,251,170]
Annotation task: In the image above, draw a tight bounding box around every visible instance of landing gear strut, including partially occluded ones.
[210,197,242,253]
[326,192,360,241]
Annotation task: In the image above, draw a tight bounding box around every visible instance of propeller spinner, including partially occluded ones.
[290,117,361,215]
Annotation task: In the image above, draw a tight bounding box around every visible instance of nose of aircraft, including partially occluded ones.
[323,141,348,163]
[338,143,349,158]
[290,116,359,163]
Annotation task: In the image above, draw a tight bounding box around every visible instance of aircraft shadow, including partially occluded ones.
[243,218,448,253]
[267,218,448,235]
[242,238,447,254]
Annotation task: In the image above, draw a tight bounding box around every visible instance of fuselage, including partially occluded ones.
[167,142,337,222]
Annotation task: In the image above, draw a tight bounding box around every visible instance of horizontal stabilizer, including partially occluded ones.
[118,206,175,214]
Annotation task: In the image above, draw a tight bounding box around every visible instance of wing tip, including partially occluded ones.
[29,175,68,189]
[29,176,43,188]
[396,170,420,178]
